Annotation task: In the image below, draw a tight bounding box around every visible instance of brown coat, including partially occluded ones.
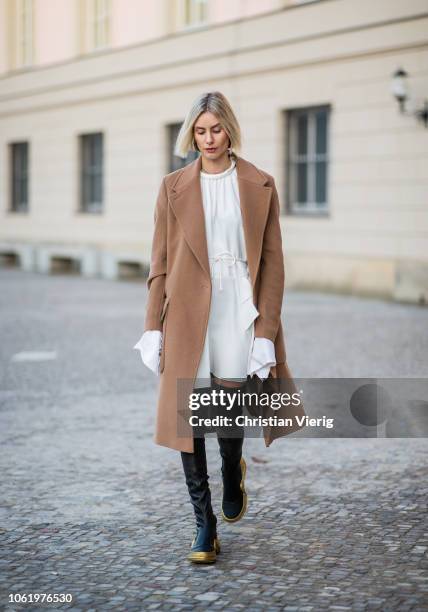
[144,154,305,453]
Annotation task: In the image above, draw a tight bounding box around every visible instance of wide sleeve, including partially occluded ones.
[133,330,162,376]
[143,177,168,332]
[254,178,285,343]
[248,337,276,380]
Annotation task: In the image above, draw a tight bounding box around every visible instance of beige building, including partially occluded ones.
[0,0,427,303]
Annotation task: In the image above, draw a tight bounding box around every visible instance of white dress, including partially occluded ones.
[134,158,276,383]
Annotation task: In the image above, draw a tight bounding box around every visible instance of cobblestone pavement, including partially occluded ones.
[1,269,427,611]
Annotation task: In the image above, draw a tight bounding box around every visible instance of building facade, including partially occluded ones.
[0,0,427,303]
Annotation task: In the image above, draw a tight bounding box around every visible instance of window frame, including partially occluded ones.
[286,104,330,216]
[79,132,104,214]
[182,0,208,29]
[9,141,29,214]
[167,123,199,172]
[85,0,111,53]
[16,0,33,68]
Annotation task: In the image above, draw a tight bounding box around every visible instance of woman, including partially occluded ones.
[134,91,304,564]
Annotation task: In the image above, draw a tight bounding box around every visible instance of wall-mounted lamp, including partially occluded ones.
[391,67,428,128]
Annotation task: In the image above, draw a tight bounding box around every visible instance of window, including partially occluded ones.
[9,142,29,213]
[286,106,330,214]
[183,0,208,27]
[79,133,104,213]
[93,0,110,49]
[87,0,110,51]
[168,123,199,172]
[16,0,33,68]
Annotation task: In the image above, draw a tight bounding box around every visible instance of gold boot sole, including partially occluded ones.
[188,537,221,563]
[221,457,248,523]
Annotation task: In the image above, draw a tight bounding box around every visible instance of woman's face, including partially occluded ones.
[193,112,230,161]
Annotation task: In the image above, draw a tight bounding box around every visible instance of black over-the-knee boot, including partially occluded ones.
[214,383,247,523]
[180,436,220,563]
[217,435,247,522]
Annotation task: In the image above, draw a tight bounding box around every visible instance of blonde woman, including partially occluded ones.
[134,91,295,563]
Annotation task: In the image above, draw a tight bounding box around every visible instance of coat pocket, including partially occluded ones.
[159,296,170,373]
[160,295,170,323]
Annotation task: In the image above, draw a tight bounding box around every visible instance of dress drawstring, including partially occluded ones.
[210,251,247,291]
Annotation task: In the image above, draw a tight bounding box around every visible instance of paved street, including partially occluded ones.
[0,268,427,611]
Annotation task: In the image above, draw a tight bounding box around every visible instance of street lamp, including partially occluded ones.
[391,66,428,128]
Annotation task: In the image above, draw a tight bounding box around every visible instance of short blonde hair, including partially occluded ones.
[174,91,242,160]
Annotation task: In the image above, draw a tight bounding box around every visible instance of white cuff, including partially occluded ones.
[248,337,276,380]
[133,330,162,376]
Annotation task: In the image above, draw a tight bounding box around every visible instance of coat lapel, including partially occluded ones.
[168,154,273,289]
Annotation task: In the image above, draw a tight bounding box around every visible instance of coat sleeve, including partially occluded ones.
[254,177,285,343]
[144,177,168,332]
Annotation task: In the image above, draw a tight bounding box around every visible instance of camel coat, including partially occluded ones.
[143,154,305,453]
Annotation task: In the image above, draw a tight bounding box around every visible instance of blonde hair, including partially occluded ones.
[174,91,242,160]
